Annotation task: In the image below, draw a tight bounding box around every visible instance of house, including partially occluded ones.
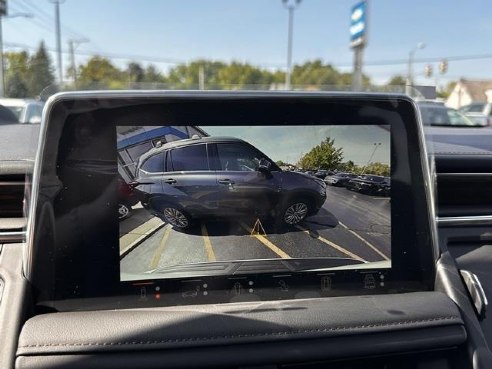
[446,79,492,109]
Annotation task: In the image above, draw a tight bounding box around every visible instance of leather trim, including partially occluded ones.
[17,292,463,356]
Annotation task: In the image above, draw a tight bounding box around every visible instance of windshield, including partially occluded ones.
[459,103,485,113]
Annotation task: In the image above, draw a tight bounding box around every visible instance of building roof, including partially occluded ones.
[458,79,492,102]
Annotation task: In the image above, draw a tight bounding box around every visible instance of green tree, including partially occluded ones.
[143,64,165,83]
[291,59,370,88]
[217,62,274,88]
[386,75,407,86]
[297,137,344,170]
[127,62,144,83]
[5,71,28,98]
[166,60,226,89]
[292,60,339,86]
[27,42,55,96]
[78,56,125,88]
[339,160,356,172]
[5,51,30,76]
[362,162,390,176]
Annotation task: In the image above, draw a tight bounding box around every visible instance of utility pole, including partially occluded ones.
[51,0,64,86]
[406,42,426,96]
[282,0,301,90]
[68,38,89,85]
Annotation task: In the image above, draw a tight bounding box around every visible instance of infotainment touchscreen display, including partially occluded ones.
[118,125,391,282]
[28,93,436,309]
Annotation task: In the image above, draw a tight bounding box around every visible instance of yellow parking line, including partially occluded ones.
[149,225,172,269]
[239,222,291,259]
[201,223,216,262]
[295,225,366,262]
[339,221,389,261]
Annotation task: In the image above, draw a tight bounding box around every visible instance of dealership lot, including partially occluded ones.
[120,185,390,276]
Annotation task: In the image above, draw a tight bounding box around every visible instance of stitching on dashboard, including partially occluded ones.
[20,316,461,348]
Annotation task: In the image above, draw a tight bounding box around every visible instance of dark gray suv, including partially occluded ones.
[133,136,327,229]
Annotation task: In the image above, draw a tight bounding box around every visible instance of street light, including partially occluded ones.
[362,142,381,174]
[282,0,301,90]
[406,42,426,95]
[0,12,34,97]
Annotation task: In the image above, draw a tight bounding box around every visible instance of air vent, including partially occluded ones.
[436,173,492,217]
[0,175,25,218]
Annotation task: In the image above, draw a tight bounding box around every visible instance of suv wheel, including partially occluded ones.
[163,206,191,229]
[118,203,131,220]
[281,200,309,225]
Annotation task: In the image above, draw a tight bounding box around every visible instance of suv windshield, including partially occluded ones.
[419,104,477,127]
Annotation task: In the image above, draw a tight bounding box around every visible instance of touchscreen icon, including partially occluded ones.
[232,282,243,296]
[182,286,200,298]
[278,280,289,292]
[139,287,147,300]
[320,276,332,292]
[364,274,376,289]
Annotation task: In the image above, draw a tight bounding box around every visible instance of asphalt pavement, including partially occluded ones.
[120,185,390,278]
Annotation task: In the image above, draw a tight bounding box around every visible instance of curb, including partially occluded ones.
[120,221,166,260]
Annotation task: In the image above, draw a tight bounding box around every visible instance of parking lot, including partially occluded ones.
[120,184,390,277]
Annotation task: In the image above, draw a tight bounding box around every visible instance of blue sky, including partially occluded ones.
[205,125,390,166]
[4,0,492,86]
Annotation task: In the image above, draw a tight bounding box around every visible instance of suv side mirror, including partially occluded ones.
[258,158,271,173]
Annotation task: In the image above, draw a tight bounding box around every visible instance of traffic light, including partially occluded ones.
[0,0,6,16]
[439,59,448,74]
[424,64,433,78]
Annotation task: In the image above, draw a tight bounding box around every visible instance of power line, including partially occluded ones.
[20,0,85,39]
[4,40,492,71]
[8,3,53,34]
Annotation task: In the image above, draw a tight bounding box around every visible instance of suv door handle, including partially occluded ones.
[218,179,235,185]
[164,178,177,184]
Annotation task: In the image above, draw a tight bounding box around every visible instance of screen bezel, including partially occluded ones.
[26,91,437,310]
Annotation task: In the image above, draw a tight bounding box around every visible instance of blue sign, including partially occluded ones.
[350,1,367,47]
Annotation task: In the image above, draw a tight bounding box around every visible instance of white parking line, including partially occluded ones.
[338,221,389,261]
[295,225,366,262]
[239,222,291,259]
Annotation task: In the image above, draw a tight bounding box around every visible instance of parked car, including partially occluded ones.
[0,104,20,125]
[418,101,482,127]
[118,178,139,220]
[345,174,388,195]
[458,102,492,127]
[313,170,331,179]
[133,136,327,229]
[324,172,358,187]
[0,98,44,124]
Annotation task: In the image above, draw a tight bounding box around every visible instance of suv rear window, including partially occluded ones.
[141,153,165,173]
[171,144,209,171]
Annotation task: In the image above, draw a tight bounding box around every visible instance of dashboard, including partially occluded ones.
[0,92,491,369]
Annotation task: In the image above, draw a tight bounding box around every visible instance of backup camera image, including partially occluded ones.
[118,125,391,281]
